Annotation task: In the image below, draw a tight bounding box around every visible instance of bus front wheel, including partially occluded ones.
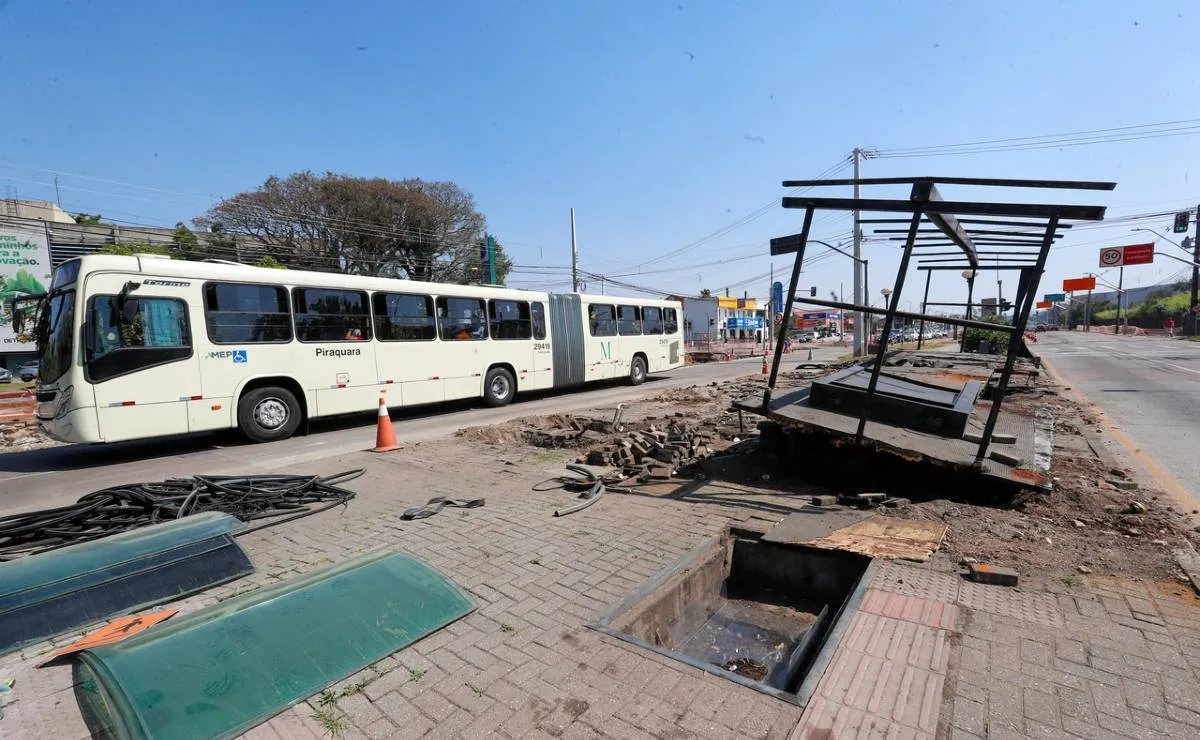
[483,368,516,407]
[238,386,302,442]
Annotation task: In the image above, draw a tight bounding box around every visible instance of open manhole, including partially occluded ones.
[592,527,870,703]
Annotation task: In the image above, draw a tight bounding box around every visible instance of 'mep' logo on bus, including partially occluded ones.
[206,350,249,362]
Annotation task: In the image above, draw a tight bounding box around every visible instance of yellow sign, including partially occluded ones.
[739,299,758,310]
[717,296,738,308]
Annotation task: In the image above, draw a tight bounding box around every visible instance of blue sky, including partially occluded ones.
[3,1,1199,307]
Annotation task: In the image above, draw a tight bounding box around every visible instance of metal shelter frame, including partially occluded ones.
[761,176,1114,467]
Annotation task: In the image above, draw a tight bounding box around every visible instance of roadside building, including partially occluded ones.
[682,295,768,343]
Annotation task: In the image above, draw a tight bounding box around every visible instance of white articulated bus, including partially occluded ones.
[27,255,684,444]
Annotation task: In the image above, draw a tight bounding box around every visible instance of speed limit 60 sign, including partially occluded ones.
[1099,243,1154,267]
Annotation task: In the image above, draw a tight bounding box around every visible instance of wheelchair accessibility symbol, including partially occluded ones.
[232,350,248,363]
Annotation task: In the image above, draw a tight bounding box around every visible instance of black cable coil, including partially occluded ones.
[0,469,363,559]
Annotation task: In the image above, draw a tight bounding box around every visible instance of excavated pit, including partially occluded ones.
[593,527,869,703]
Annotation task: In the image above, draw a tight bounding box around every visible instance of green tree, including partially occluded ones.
[699,288,713,298]
[97,243,172,256]
[73,213,103,225]
[173,222,201,260]
[197,171,509,284]
[255,255,287,269]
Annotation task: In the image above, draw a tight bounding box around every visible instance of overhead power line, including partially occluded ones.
[874,118,1200,159]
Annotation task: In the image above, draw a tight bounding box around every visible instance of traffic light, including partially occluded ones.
[1174,211,1190,234]
[810,286,817,297]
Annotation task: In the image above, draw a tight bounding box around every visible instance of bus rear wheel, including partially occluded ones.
[628,356,647,386]
[238,386,302,442]
[483,367,516,407]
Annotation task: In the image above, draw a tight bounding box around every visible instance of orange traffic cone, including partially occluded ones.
[370,397,402,453]
[761,349,769,375]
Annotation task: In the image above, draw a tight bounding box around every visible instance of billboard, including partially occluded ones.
[0,221,52,350]
[727,317,765,330]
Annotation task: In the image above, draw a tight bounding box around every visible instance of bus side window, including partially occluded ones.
[643,306,663,334]
[531,302,546,340]
[293,288,371,342]
[489,300,532,340]
[437,296,488,340]
[589,305,616,336]
[204,283,291,344]
[374,293,436,341]
[664,308,679,335]
[617,305,641,336]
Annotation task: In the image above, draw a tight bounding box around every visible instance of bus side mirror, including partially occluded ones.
[121,298,140,325]
[116,281,141,324]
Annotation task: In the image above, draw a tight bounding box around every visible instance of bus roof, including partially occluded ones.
[66,254,680,305]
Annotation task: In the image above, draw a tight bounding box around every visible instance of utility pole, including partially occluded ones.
[54,176,62,207]
[769,264,774,350]
[852,148,863,356]
[570,208,579,292]
[1191,203,1200,336]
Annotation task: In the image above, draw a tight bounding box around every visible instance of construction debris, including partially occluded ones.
[967,562,1020,587]
[400,497,485,521]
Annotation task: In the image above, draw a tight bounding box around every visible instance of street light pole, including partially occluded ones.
[1191,205,1200,336]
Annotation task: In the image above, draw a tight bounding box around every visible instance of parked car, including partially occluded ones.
[17,361,38,382]
[0,367,11,383]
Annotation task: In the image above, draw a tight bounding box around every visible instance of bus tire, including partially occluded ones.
[628,356,647,386]
[483,367,516,407]
[238,386,302,442]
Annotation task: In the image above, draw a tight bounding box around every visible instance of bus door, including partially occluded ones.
[83,275,200,442]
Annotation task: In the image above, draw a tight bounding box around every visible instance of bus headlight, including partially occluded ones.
[54,385,73,419]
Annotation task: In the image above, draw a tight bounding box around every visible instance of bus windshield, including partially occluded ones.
[38,291,76,385]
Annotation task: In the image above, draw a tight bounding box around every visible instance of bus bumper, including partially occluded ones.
[38,405,102,444]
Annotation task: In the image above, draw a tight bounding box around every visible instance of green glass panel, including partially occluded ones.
[1,512,251,655]
[1,512,242,600]
[76,551,474,740]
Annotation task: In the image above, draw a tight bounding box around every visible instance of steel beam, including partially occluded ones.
[856,211,923,442]
[781,196,1106,221]
[781,176,1115,190]
[762,207,813,410]
[791,296,1020,334]
[973,216,1060,466]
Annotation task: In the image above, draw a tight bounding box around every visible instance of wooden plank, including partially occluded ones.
[802,516,948,562]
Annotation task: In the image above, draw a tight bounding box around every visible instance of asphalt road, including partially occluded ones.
[1035,331,1200,507]
[0,346,843,515]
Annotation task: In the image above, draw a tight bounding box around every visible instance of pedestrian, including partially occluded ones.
[1165,317,1175,338]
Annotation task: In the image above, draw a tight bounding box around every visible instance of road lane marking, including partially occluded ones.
[1166,363,1200,376]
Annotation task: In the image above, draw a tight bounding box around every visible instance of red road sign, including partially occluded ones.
[1036,300,1052,309]
[1062,276,1096,292]
[1099,243,1154,268]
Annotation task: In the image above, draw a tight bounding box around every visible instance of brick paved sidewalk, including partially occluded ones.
[2,438,1198,739]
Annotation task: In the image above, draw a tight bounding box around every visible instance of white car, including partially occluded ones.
[0,367,11,383]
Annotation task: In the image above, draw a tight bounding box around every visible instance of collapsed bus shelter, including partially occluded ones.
[738,176,1114,489]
